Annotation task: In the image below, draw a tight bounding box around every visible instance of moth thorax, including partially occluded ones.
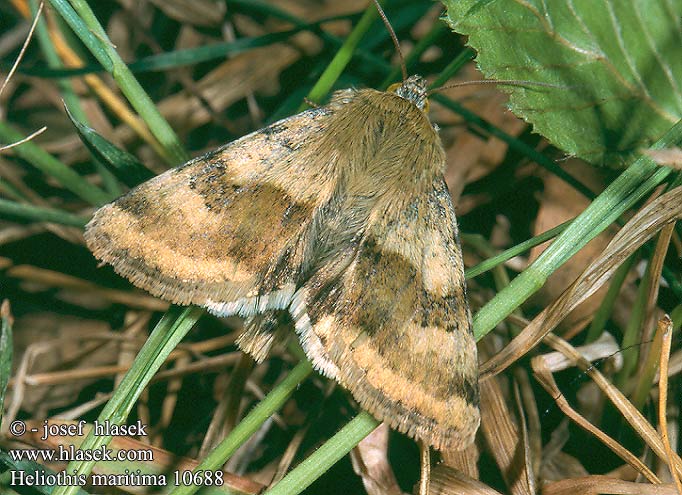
[391,75,428,111]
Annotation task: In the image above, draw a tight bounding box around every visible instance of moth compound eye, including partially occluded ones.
[387,82,402,93]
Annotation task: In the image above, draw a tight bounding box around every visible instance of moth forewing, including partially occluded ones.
[85,75,479,450]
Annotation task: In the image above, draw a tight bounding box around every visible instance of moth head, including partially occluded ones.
[388,75,429,112]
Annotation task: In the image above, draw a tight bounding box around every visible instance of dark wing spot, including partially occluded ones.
[117,193,150,217]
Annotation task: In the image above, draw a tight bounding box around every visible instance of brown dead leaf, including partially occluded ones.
[147,0,225,27]
[540,422,588,482]
[538,332,622,373]
[6,313,115,417]
[113,44,299,151]
[441,442,480,480]
[480,373,533,495]
[7,265,168,311]
[439,66,527,204]
[532,341,659,483]
[267,0,369,24]
[542,475,679,495]
[538,332,682,480]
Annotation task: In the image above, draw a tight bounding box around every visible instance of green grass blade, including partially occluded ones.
[300,2,379,109]
[380,21,451,88]
[64,105,155,188]
[585,253,637,343]
[0,301,13,429]
[464,219,571,279]
[0,199,88,228]
[431,94,597,200]
[263,412,380,495]
[48,0,188,166]
[27,0,120,197]
[473,117,682,340]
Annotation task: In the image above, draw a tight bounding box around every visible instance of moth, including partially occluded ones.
[84,75,480,451]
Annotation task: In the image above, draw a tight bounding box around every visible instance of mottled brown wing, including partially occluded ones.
[291,178,480,451]
[85,107,338,318]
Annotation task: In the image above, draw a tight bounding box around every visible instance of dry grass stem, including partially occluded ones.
[479,375,533,495]
[656,316,682,493]
[540,332,682,479]
[532,344,660,483]
[0,1,42,98]
[481,186,682,378]
[543,475,680,495]
[7,264,169,311]
[0,126,46,152]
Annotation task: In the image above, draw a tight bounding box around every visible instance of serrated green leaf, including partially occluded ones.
[0,301,13,430]
[443,0,682,166]
[64,105,156,188]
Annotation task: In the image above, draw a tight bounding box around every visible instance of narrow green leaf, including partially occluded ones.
[43,0,113,72]
[464,219,571,279]
[0,199,88,228]
[167,360,314,495]
[64,105,155,189]
[51,306,202,495]
[431,94,597,199]
[27,0,118,197]
[0,301,13,429]
[472,116,682,341]
[301,1,380,109]
[585,253,637,343]
[48,0,188,166]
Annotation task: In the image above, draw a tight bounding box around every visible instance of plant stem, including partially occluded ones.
[263,412,380,495]
[299,1,380,109]
[472,115,682,340]
[168,360,314,495]
[51,306,203,495]
[463,219,571,279]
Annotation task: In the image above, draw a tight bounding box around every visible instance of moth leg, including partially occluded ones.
[237,310,291,363]
[418,440,431,495]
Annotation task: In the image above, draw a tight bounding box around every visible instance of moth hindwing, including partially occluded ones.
[85,75,480,450]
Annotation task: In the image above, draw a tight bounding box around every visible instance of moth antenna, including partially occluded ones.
[372,0,407,81]
[429,79,573,95]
